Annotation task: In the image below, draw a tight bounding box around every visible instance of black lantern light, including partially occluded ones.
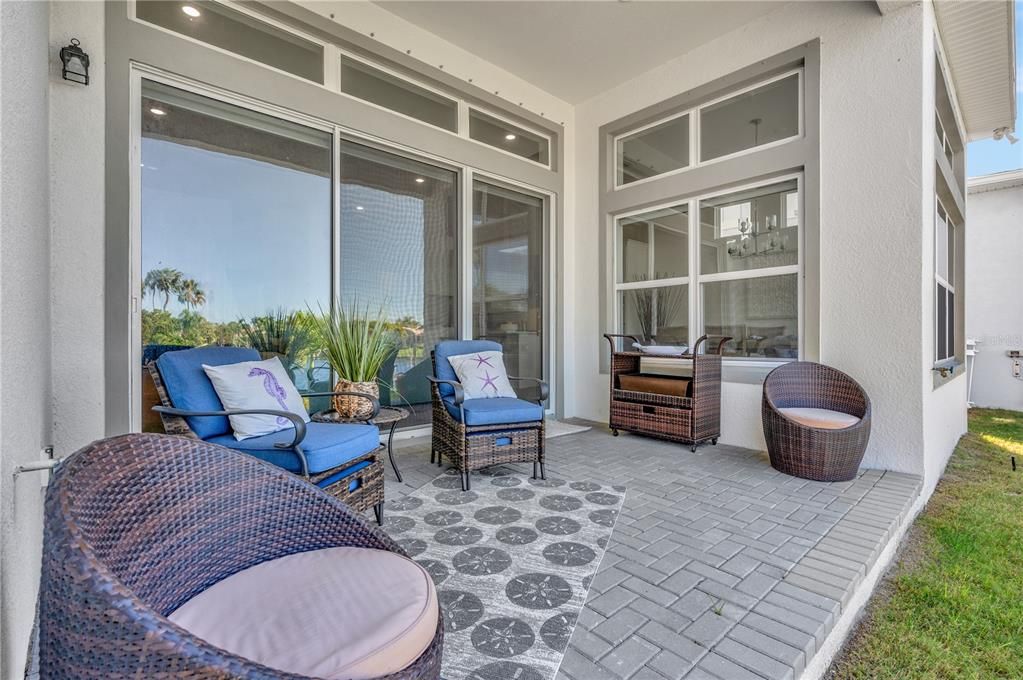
[59,38,90,85]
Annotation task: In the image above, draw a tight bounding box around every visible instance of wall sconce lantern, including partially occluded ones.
[59,38,90,85]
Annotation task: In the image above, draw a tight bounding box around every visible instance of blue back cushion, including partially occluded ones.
[433,340,502,399]
[156,346,261,439]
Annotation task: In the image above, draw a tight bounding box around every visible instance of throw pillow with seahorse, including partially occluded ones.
[248,367,291,426]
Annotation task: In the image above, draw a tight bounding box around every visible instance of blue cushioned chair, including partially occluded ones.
[429,340,547,491]
[148,347,386,523]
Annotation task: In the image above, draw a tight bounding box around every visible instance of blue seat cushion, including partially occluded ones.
[156,346,261,439]
[444,397,543,427]
[433,339,502,399]
[207,422,380,475]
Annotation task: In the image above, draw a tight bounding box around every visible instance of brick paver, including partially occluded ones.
[385,422,920,680]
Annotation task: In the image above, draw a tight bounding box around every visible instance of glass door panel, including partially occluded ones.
[471,181,546,403]
[140,80,332,429]
[339,140,458,426]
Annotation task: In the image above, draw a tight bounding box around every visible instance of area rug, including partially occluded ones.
[544,420,592,439]
[383,468,625,680]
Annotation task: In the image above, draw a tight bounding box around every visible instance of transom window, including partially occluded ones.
[614,176,801,360]
[613,70,801,189]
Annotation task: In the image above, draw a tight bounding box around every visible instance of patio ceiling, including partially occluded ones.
[371,1,784,103]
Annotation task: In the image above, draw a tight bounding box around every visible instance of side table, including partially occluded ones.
[311,406,410,482]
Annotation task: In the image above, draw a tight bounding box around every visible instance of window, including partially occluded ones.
[616,114,689,186]
[613,178,801,359]
[935,199,955,363]
[614,205,689,345]
[469,109,550,165]
[612,70,801,189]
[472,181,547,401]
[700,73,800,162]
[140,80,332,416]
[136,1,325,82]
[340,56,459,132]
[339,141,458,424]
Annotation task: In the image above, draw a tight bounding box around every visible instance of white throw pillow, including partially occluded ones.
[447,351,518,400]
[202,356,311,441]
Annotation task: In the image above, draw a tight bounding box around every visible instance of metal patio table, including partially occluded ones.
[312,406,410,482]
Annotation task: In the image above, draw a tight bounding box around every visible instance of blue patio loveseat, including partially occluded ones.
[148,346,386,523]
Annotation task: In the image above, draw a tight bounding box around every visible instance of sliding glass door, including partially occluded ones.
[339,140,458,424]
[472,180,546,403]
[138,78,551,431]
[139,80,331,430]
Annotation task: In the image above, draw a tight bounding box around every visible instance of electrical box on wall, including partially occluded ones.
[1009,350,1022,379]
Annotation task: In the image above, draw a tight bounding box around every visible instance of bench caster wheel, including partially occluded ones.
[690,444,698,453]
[612,429,619,437]
[711,438,718,445]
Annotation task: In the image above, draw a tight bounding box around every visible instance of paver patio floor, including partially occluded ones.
[386,423,920,680]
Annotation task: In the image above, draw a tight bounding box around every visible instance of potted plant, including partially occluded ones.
[315,300,397,419]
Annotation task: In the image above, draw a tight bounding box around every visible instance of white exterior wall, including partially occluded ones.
[920,2,968,494]
[1,2,52,677]
[966,176,1023,412]
[568,1,943,477]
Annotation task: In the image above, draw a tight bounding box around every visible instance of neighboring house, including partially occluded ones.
[0,1,1016,678]
[966,170,1023,412]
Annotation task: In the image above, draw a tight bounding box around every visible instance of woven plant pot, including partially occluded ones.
[333,379,379,419]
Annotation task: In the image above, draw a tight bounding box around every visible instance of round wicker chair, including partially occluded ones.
[762,361,872,482]
[38,433,443,679]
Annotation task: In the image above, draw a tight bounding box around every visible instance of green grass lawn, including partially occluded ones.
[830,408,1023,679]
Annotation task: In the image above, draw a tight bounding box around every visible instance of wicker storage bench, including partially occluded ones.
[604,334,726,452]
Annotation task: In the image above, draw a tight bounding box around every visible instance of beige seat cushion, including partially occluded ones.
[778,407,860,430]
[169,547,437,680]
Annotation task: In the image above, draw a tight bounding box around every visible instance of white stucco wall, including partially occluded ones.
[568,1,936,477]
[49,1,106,459]
[1,2,52,676]
[966,176,1023,412]
[919,2,968,494]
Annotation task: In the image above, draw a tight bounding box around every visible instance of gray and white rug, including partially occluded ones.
[383,468,625,680]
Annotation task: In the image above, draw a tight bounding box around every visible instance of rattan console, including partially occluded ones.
[604,334,728,452]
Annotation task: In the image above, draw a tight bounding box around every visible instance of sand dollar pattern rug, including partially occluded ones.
[382,468,625,680]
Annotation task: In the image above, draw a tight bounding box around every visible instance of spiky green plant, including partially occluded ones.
[240,308,314,363]
[315,300,397,383]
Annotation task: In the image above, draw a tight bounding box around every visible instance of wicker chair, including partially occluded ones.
[38,433,443,680]
[762,361,872,482]
[429,340,547,491]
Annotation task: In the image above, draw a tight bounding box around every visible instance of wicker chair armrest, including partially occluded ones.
[300,391,381,420]
[427,377,464,405]
[508,376,549,404]
[153,406,310,475]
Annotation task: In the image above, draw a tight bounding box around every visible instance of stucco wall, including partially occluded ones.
[568,1,931,476]
[49,1,106,459]
[966,178,1023,411]
[0,2,52,676]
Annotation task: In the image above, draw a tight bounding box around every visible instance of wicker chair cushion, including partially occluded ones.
[169,546,438,680]
[157,346,261,439]
[778,407,860,430]
[433,339,502,399]
[444,396,544,426]
[207,422,380,474]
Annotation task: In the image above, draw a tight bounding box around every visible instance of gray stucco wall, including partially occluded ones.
[1,2,52,676]
[966,176,1023,411]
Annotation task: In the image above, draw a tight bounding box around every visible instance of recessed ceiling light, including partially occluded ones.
[355,205,364,211]
[505,133,517,141]
[182,5,201,18]
[414,177,425,183]
[149,107,167,116]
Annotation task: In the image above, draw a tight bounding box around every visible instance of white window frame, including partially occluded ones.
[467,106,554,170]
[934,196,956,365]
[611,172,804,366]
[612,68,803,190]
